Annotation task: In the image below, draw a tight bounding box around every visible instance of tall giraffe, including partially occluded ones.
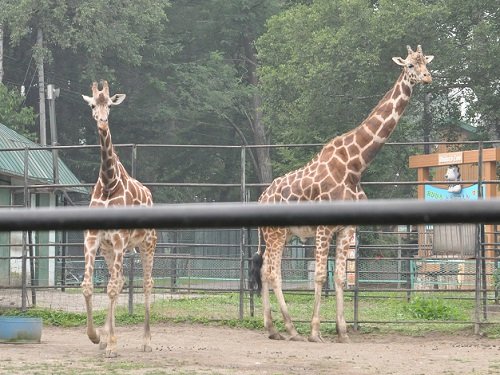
[81,81,157,357]
[252,45,434,343]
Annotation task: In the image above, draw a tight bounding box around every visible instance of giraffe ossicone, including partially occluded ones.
[252,45,434,343]
[81,80,157,357]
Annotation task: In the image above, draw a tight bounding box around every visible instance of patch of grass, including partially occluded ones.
[403,295,466,321]
[1,307,87,327]
[0,291,485,337]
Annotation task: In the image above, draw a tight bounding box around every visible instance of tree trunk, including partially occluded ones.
[242,33,273,187]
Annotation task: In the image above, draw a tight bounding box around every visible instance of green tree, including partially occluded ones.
[0,83,36,139]
[257,0,498,197]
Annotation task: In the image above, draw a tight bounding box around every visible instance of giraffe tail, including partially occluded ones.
[249,227,264,294]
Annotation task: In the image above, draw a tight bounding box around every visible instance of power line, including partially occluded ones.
[21,68,37,107]
[21,55,34,87]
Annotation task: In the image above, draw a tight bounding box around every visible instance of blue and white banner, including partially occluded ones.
[424,184,485,201]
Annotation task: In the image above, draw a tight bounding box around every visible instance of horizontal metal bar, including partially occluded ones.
[0,199,500,231]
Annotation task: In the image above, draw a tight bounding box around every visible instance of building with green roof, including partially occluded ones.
[0,123,88,287]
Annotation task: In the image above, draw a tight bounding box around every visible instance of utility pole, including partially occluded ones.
[47,84,60,184]
[0,24,4,83]
[422,92,432,154]
[37,28,47,145]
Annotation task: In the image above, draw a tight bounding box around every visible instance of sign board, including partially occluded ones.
[438,152,463,165]
[424,184,484,201]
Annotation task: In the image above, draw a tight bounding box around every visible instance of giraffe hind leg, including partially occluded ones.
[334,226,356,343]
[140,233,156,353]
[261,278,285,340]
[261,245,302,341]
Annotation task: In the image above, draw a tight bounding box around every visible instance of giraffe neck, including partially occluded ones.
[98,123,122,194]
[349,70,414,174]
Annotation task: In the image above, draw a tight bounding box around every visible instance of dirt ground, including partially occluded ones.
[1,324,500,375]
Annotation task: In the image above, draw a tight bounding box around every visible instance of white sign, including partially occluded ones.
[438,152,463,165]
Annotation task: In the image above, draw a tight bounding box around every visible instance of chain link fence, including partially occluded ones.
[1,141,499,330]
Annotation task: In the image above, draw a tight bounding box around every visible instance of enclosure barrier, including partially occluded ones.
[0,199,499,334]
[1,199,500,230]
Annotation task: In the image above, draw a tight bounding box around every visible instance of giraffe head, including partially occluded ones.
[82,81,126,126]
[392,45,434,85]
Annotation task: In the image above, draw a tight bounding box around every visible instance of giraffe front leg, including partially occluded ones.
[103,248,125,358]
[97,248,117,351]
[334,226,355,343]
[103,277,120,357]
[82,232,100,345]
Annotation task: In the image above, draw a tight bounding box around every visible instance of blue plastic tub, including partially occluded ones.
[0,316,42,343]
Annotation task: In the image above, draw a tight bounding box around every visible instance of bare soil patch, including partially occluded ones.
[1,324,500,374]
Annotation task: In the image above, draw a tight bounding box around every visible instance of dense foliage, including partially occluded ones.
[0,0,498,202]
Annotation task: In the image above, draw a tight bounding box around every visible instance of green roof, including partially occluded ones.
[0,123,87,194]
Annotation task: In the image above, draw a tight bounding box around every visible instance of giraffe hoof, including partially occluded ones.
[104,349,118,358]
[338,335,351,344]
[308,335,324,343]
[141,344,152,352]
[268,332,286,340]
[289,334,307,342]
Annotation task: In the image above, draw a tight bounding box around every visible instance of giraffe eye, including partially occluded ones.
[407,64,414,69]
[91,104,96,109]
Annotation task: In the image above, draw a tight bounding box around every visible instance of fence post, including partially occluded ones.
[478,142,488,320]
[21,147,29,311]
[474,223,482,335]
[473,141,486,334]
[239,145,246,320]
[353,230,360,331]
[21,231,28,312]
[128,253,135,315]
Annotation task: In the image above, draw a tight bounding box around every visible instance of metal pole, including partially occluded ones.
[353,230,360,331]
[474,223,482,335]
[474,141,484,333]
[128,253,135,315]
[28,230,36,305]
[21,148,30,310]
[21,231,27,311]
[478,142,488,320]
[239,146,246,320]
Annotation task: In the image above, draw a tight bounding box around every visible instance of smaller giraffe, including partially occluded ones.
[252,45,434,343]
[81,81,157,357]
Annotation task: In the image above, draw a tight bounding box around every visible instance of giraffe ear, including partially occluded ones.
[425,55,434,64]
[82,95,93,105]
[392,57,406,66]
[110,94,126,106]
